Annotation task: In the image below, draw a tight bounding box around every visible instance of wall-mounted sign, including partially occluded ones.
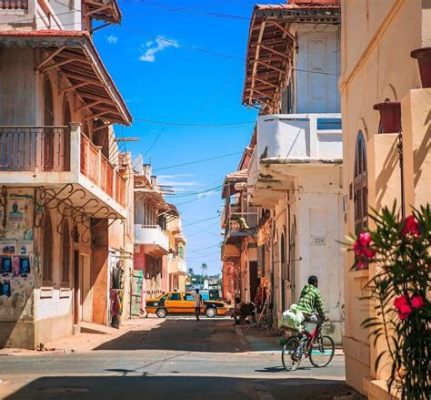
[311,236,327,246]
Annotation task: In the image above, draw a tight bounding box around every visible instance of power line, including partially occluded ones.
[130,0,250,21]
[187,243,221,254]
[182,215,219,227]
[154,151,243,171]
[165,184,222,198]
[136,118,255,127]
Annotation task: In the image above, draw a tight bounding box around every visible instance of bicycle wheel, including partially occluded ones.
[281,337,301,371]
[309,335,335,367]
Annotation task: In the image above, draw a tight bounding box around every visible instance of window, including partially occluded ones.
[42,212,53,285]
[354,132,368,235]
[169,292,181,301]
[184,293,194,301]
[61,220,70,285]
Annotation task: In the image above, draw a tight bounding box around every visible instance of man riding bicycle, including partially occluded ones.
[296,275,326,326]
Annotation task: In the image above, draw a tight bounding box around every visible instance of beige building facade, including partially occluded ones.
[341,0,431,398]
[0,1,134,348]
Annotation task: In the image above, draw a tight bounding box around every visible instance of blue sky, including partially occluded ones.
[94,0,274,275]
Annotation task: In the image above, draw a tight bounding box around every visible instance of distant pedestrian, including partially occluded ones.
[194,288,203,321]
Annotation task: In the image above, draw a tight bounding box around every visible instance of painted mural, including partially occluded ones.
[0,189,35,321]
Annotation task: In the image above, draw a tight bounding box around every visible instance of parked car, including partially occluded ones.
[199,289,221,301]
[146,291,229,318]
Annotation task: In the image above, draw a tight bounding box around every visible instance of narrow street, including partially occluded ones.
[0,318,363,400]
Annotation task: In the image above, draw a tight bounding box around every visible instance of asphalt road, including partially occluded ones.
[0,318,364,400]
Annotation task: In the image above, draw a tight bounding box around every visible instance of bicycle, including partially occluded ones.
[280,319,335,371]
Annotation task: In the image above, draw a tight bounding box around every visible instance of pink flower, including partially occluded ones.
[352,232,375,268]
[402,215,420,237]
[411,295,424,309]
[358,232,372,247]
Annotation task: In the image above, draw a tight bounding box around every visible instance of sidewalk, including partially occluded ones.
[0,317,163,356]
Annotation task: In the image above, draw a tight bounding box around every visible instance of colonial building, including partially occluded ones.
[341,1,431,398]
[221,148,258,305]
[0,1,133,348]
[166,204,187,292]
[133,163,169,308]
[222,0,344,342]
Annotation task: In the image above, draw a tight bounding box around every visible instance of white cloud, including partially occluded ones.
[107,35,118,44]
[139,36,179,63]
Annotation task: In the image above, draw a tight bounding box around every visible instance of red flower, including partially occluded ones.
[394,294,409,310]
[402,215,420,237]
[394,294,414,320]
[411,295,424,309]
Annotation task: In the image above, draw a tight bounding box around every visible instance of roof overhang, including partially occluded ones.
[83,0,121,24]
[0,30,132,125]
[222,169,248,199]
[134,188,169,211]
[243,4,340,110]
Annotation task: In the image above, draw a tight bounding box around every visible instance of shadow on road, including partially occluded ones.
[5,375,366,400]
[95,319,247,353]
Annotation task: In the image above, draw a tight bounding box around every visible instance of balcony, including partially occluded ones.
[224,210,258,244]
[134,224,169,255]
[248,113,342,193]
[0,125,127,218]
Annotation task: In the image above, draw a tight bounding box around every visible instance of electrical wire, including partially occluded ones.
[128,0,249,21]
[164,184,222,198]
[154,151,243,172]
[182,215,219,227]
[136,118,255,127]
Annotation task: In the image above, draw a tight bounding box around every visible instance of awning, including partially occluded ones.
[0,30,132,125]
[243,3,340,110]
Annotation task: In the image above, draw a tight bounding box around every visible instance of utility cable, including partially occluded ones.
[136,118,255,127]
[154,151,243,171]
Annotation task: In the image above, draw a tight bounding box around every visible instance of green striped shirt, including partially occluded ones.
[296,284,325,319]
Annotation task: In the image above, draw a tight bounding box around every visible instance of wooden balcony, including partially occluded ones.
[0,124,127,216]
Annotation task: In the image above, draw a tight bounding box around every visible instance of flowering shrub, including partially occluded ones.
[349,205,431,400]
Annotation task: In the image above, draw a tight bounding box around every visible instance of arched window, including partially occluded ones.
[62,97,72,170]
[61,220,71,286]
[354,132,368,234]
[42,212,53,285]
[44,76,55,170]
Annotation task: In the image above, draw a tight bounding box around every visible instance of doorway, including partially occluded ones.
[73,250,80,326]
[81,255,93,322]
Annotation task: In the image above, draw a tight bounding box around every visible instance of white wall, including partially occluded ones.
[256,113,342,162]
[293,166,344,342]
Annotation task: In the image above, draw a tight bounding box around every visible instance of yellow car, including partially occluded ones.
[146,291,229,318]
